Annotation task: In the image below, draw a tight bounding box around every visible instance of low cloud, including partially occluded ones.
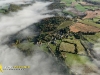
[0,1,52,42]
[0,1,67,75]
[93,39,100,68]
[0,45,67,75]
[0,0,33,6]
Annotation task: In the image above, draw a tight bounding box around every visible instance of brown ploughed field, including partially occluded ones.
[84,10,100,19]
[70,22,100,33]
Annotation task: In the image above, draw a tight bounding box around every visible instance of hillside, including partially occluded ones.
[8,15,100,75]
[1,0,100,75]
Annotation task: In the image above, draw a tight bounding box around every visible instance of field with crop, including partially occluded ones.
[81,18,100,28]
[61,39,86,55]
[61,0,76,6]
[70,22,100,33]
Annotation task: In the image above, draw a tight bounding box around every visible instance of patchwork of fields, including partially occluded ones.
[0,0,100,75]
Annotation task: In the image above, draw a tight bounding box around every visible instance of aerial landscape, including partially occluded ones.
[0,0,100,75]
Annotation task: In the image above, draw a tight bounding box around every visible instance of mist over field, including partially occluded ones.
[0,1,66,75]
[0,0,33,6]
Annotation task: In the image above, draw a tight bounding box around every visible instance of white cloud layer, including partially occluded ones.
[0,1,65,75]
[93,39,100,68]
[0,0,33,6]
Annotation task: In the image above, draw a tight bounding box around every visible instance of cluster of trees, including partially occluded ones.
[48,3,66,10]
[71,32,82,39]
[35,27,70,43]
[35,17,67,32]
[35,33,52,42]
[34,17,73,43]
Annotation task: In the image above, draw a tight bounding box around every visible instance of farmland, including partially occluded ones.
[1,0,100,75]
[70,22,100,33]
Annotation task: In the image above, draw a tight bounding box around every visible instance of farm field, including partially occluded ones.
[70,22,100,33]
[64,53,98,75]
[61,39,86,54]
[57,21,74,30]
[1,0,100,75]
[61,0,76,6]
[81,19,100,28]
[83,33,100,43]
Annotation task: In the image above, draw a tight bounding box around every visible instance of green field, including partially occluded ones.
[65,53,90,67]
[75,4,86,12]
[61,0,76,6]
[81,18,100,28]
[17,42,34,50]
[0,10,5,13]
[83,33,100,43]
[61,0,99,12]
[64,52,98,74]
[61,39,86,55]
[57,21,74,30]
[60,42,75,53]
[75,3,98,12]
